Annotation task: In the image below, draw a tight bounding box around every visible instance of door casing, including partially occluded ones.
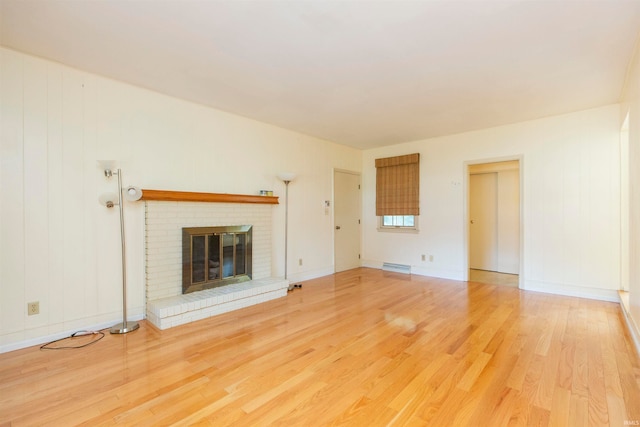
[464,158,523,285]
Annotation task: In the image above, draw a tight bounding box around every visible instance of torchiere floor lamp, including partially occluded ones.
[99,166,143,334]
[278,172,297,291]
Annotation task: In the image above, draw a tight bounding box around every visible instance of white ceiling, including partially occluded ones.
[2,1,640,149]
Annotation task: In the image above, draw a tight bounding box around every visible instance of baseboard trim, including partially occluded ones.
[410,266,466,281]
[619,291,640,357]
[287,267,335,283]
[360,260,465,281]
[522,280,620,302]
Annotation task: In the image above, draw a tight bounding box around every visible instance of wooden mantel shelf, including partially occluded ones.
[140,189,279,205]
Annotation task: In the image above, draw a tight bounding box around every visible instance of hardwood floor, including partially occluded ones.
[469,269,519,288]
[1,268,639,426]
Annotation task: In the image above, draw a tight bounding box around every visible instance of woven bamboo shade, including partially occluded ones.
[375,153,420,216]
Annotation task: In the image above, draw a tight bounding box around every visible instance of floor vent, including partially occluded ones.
[382,262,411,274]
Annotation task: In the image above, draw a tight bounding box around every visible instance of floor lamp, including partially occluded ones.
[99,167,143,334]
[278,172,296,291]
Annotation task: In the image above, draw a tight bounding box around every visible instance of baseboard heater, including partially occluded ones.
[382,262,411,274]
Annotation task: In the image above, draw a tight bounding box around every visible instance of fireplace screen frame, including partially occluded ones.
[182,225,252,294]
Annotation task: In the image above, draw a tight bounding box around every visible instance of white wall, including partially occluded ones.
[620,37,640,349]
[362,105,621,301]
[0,48,361,352]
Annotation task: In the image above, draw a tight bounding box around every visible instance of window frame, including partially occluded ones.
[377,215,419,233]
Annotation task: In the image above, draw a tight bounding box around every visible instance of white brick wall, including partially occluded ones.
[145,201,273,302]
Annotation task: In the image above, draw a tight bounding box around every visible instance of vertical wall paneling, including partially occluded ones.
[608,132,622,288]
[82,75,98,319]
[621,38,640,344]
[93,79,123,316]
[523,148,542,284]
[47,63,65,326]
[561,137,582,286]
[23,57,49,333]
[629,118,640,329]
[61,69,86,322]
[602,128,621,288]
[578,130,593,287]
[542,143,564,285]
[0,50,25,338]
[620,117,630,292]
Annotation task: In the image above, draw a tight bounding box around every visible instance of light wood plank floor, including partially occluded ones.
[469,269,519,288]
[1,268,639,426]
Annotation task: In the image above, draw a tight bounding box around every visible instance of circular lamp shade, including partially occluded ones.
[278,172,296,182]
[124,186,143,201]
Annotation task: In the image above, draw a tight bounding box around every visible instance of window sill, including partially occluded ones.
[377,227,419,234]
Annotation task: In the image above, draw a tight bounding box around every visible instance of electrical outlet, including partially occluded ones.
[27,301,39,316]
[299,258,303,266]
[429,255,434,262]
[421,254,426,261]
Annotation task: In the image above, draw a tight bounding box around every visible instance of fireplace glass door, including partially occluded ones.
[183,225,252,294]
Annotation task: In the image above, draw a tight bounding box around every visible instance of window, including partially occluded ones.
[382,215,415,227]
[375,153,420,232]
[379,215,418,232]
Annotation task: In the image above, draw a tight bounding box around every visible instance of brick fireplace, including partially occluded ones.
[143,195,288,329]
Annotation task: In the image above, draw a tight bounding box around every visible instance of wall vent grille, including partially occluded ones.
[382,263,411,274]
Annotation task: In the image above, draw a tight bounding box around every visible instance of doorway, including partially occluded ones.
[468,160,520,286]
[334,170,361,272]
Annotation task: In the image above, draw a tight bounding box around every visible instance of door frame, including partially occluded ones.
[463,156,524,287]
[333,168,362,273]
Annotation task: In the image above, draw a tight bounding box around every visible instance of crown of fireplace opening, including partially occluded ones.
[182,225,252,294]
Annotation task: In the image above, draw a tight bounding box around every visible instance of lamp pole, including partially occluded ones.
[278,172,296,288]
[103,168,140,334]
[283,178,291,280]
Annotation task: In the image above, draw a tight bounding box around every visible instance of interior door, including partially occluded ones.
[334,170,361,272]
[497,169,520,274]
[470,172,498,271]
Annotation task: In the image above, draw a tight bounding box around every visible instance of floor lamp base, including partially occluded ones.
[110,321,140,334]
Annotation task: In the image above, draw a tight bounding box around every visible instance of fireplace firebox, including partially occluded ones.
[182,225,252,294]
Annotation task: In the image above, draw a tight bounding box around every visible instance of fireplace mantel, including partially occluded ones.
[140,189,279,204]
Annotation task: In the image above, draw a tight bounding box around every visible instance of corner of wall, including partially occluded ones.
[619,291,640,357]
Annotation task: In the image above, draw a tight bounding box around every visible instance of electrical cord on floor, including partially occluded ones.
[40,329,106,350]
